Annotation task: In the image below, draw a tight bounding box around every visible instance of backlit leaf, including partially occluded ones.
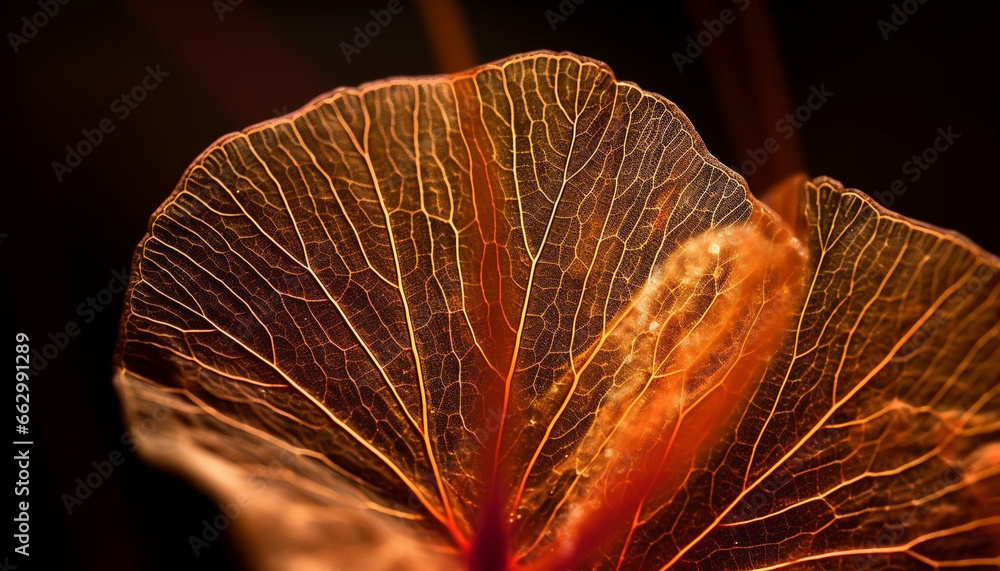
[113,52,1000,570]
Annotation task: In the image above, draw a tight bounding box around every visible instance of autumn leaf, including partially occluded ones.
[113,51,1000,570]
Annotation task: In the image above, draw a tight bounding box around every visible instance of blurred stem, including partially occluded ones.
[682,0,804,192]
[415,0,479,72]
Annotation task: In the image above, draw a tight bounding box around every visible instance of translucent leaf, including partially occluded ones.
[114,52,1000,570]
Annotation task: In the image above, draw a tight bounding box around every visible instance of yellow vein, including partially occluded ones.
[195,157,422,436]
[331,93,456,529]
[494,63,584,470]
[137,278,454,532]
[659,258,986,570]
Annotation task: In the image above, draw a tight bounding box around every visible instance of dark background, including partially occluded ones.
[2,1,996,569]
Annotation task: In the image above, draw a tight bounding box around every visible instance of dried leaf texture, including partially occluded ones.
[113,52,1000,570]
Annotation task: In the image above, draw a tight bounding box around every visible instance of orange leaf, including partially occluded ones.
[113,52,1000,570]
